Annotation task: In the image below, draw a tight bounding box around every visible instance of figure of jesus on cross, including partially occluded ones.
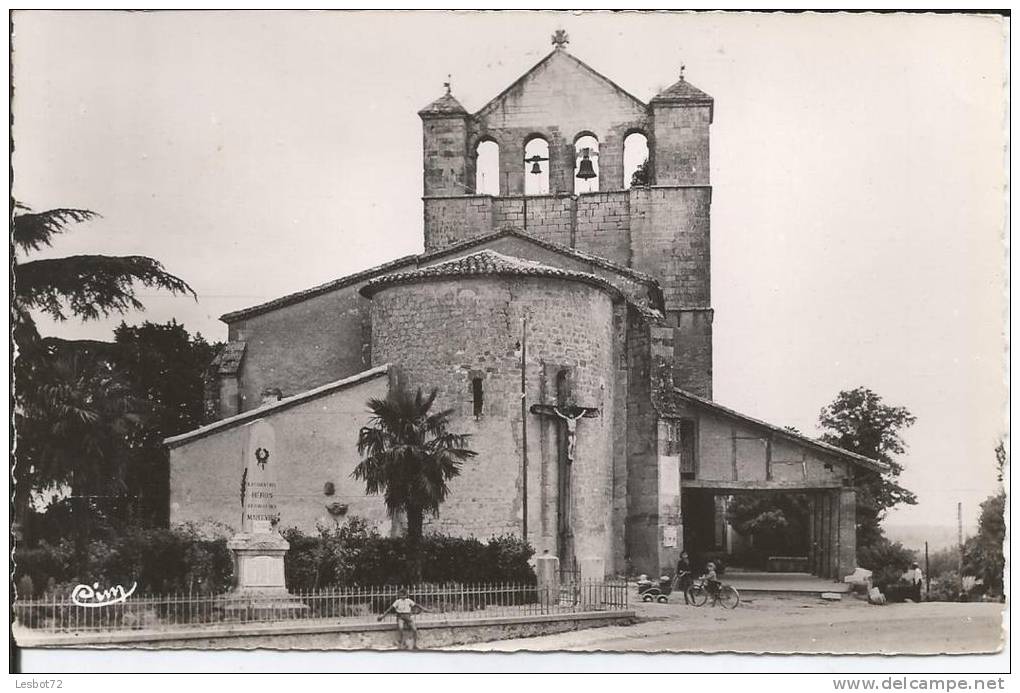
[530,403,600,463]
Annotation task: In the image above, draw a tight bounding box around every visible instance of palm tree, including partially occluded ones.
[12,205,195,539]
[353,386,477,581]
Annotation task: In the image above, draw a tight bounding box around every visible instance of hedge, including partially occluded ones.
[282,517,536,588]
[14,516,536,596]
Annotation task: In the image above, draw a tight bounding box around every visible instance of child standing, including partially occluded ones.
[378,588,428,650]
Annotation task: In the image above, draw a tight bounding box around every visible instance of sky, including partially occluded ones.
[12,11,1008,533]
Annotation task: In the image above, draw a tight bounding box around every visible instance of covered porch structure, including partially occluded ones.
[647,389,887,581]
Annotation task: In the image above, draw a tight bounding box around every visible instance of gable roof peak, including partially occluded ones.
[476,45,647,116]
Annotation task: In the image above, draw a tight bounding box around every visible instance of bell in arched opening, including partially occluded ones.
[576,148,597,180]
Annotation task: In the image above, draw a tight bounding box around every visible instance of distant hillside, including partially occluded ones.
[883,524,972,553]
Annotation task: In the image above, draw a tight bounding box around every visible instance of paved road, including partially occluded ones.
[448,595,1005,655]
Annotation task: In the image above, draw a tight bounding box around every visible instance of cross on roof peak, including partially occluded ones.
[680,64,686,81]
[551,29,569,49]
[443,74,451,95]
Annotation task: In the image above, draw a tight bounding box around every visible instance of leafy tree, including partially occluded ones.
[726,493,810,556]
[12,205,195,539]
[13,206,194,341]
[818,387,917,554]
[15,339,149,569]
[352,387,477,581]
[962,441,1006,597]
[113,321,220,526]
[630,158,652,187]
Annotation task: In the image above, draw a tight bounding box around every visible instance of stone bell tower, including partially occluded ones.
[417,36,714,397]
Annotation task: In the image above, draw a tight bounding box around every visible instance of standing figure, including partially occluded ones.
[908,562,924,602]
[675,551,694,605]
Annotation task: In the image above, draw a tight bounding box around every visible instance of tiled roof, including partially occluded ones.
[664,389,889,473]
[650,76,714,104]
[360,249,624,300]
[420,228,661,290]
[213,341,247,376]
[418,93,468,116]
[219,254,419,323]
[219,228,666,324]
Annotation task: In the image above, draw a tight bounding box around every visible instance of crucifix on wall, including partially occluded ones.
[530,403,600,563]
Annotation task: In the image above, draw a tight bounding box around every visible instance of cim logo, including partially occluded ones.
[70,581,138,607]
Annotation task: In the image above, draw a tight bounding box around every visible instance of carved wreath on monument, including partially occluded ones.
[255,447,270,470]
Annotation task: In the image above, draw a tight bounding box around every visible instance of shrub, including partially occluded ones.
[13,541,74,597]
[859,537,915,591]
[283,521,536,589]
[13,526,233,596]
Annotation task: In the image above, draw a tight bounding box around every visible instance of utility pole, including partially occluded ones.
[520,316,528,542]
[925,540,931,601]
[957,501,964,575]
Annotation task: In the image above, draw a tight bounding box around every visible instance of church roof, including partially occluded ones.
[164,364,392,448]
[418,92,468,117]
[359,249,624,300]
[420,228,661,291]
[220,229,664,323]
[475,48,647,117]
[664,389,889,473]
[219,253,419,323]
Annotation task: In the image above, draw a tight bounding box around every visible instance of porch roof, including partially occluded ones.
[665,389,889,473]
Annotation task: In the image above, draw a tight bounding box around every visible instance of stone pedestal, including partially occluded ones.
[579,557,604,583]
[221,532,308,616]
[535,553,560,607]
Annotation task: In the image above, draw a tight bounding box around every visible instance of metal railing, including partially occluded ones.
[13,580,628,634]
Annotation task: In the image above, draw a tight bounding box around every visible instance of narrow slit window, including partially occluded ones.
[472,377,484,417]
[679,418,697,479]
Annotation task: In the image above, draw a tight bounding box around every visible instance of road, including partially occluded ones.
[448,595,1005,654]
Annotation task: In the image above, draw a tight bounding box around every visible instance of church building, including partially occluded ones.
[167,34,884,579]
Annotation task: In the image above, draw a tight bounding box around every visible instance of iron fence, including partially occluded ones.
[13,579,628,634]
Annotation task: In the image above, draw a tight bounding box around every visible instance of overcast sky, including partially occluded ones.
[12,11,1008,532]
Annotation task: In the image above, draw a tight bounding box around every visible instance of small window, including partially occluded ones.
[679,418,697,479]
[472,377,484,417]
[666,418,697,478]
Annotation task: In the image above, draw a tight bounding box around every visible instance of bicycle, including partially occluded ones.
[686,577,740,609]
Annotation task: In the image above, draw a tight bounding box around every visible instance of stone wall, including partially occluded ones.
[624,311,659,575]
[369,276,617,566]
[168,369,392,534]
[421,114,469,197]
[468,49,649,196]
[226,286,374,415]
[423,195,493,251]
[651,103,711,186]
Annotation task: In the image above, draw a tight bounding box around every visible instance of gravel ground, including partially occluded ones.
[447,593,1006,655]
